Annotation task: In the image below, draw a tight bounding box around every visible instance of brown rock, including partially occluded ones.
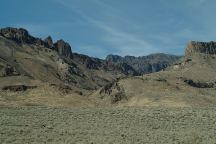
[54,39,72,58]
[185,41,216,57]
[44,36,53,48]
[0,27,35,44]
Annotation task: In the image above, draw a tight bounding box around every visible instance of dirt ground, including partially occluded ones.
[1,106,216,144]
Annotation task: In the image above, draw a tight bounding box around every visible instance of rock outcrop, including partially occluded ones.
[0,27,36,44]
[0,27,74,58]
[54,40,72,58]
[2,65,20,77]
[104,61,138,75]
[44,36,53,48]
[185,41,216,57]
[99,81,127,104]
[2,85,37,92]
[106,54,181,75]
[184,79,215,88]
[72,53,103,69]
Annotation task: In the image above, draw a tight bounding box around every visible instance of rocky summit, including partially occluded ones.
[44,36,53,48]
[185,41,216,57]
[54,39,73,58]
[106,53,181,75]
[0,27,38,44]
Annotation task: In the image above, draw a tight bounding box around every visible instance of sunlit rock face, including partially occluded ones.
[185,41,216,57]
[54,39,72,58]
[0,27,36,44]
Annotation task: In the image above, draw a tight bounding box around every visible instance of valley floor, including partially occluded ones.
[0,106,216,144]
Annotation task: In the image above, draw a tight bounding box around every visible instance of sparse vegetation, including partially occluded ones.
[0,107,216,144]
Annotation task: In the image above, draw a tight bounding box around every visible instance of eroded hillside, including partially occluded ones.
[96,41,216,107]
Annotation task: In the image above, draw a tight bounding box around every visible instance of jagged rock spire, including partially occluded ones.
[54,39,72,58]
[44,36,53,48]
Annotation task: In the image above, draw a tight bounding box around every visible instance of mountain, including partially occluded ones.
[106,53,181,75]
[0,28,120,92]
[95,41,216,107]
[0,27,180,91]
[0,27,185,107]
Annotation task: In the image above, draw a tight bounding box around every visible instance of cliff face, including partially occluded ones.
[106,54,181,75]
[0,27,73,58]
[185,41,216,57]
[54,40,72,58]
[0,27,35,44]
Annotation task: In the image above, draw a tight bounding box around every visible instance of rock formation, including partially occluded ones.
[54,40,72,58]
[0,27,74,58]
[185,41,216,57]
[0,27,182,92]
[0,27,36,44]
[106,53,181,75]
[44,36,53,48]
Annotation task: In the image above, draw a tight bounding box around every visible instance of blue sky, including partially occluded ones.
[1,0,216,58]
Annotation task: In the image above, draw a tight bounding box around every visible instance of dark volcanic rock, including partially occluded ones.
[85,58,102,69]
[44,36,53,48]
[104,61,138,75]
[72,53,103,69]
[99,82,127,104]
[106,53,181,75]
[2,65,20,77]
[73,53,179,76]
[106,55,123,63]
[0,27,74,58]
[0,27,50,48]
[54,40,72,58]
[73,53,137,75]
[185,41,216,57]
[2,85,37,92]
[0,27,36,44]
[184,79,215,88]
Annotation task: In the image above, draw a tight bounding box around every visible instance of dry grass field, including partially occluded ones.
[1,106,216,144]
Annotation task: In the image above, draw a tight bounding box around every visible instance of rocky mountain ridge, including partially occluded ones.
[0,27,181,92]
[0,27,181,76]
[0,27,72,58]
[106,53,181,75]
[96,40,216,106]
